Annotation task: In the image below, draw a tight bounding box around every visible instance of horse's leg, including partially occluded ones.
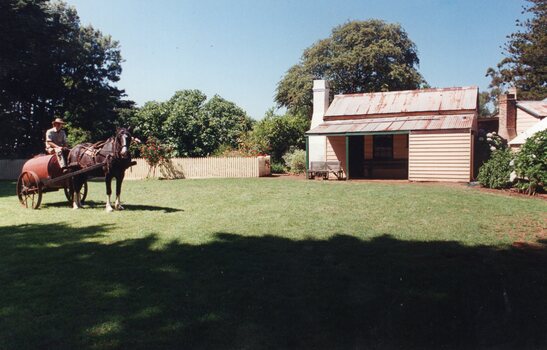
[114,172,125,210]
[73,176,83,209]
[105,174,114,212]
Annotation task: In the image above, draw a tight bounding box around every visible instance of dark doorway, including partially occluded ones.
[348,136,364,178]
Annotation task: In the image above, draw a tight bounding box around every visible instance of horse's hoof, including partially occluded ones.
[106,206,114,212]
[116,205,125,210]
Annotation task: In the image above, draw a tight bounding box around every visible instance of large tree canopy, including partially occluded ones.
[0,0,130,157]
[133,90,253,157]
[487,0,547,100]
[275,20,426,115]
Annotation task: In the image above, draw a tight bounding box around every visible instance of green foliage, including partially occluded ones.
[246,109,310,162]
[282,149,306,174]
[514,130,547,195]
[0,0,132,157]
[276,20,425,115]
[486,0,547,100]
[270,162,286,174]
[478,91,495,117]
[132,90,252,157]
[65,125,91,147]
[478,148,514,189]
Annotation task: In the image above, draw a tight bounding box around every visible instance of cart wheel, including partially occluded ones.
[64,180,88,204]
[17,171,42,209]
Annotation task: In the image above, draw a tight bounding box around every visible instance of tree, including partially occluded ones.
[486,0,547,100]
[0,0,130,157]
[246,109,310,162]
[132,90,252,157]
[275,20,426,115]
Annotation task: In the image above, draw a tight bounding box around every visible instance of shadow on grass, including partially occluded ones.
[0,224,546,349]
[0,181,15,198]
[41,201,183,213]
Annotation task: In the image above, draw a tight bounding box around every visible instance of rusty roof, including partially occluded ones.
[306,114,475,135]
[325,86,478,118]
[517,100,547,118]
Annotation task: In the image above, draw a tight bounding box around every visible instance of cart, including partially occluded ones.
[16,154,135,209]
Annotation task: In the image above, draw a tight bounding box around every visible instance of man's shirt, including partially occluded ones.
[45,127,67,152]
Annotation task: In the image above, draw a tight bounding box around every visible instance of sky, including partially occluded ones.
[65,0,527,120]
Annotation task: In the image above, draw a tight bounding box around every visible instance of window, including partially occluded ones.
[373,135,393,160]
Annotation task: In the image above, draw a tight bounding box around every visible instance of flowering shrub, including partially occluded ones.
[140,138,173,178]
[513,130,547,195]
[477,130,505,153]
[477,148,513,189]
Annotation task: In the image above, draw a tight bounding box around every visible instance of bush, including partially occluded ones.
[246,109,310,162]
[282,149,306,174]
[65,124,91,147]
[514,130,547,195]
[477,148,513,189]
[140,138,174,178]
[270,162,286,174]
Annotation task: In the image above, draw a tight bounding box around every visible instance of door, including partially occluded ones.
[348,136,364,178]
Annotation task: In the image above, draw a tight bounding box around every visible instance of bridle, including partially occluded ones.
[116,129,131,159]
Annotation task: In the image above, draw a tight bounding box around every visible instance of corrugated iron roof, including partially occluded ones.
[325,86,478,117]
[306,114,475,135]
[517,100,547,118]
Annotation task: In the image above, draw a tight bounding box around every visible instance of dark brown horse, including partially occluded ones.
[68,127,133,211]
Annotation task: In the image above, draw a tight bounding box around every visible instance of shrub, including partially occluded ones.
[477,148,513,189]
[65,124,91,147]
[513,130,547,195]
[246,110,310,162]
[282,149,306,174]
[140,138,174,178]
[270,162,286,174]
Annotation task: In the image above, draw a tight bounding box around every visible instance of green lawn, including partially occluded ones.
[1,178,546,349]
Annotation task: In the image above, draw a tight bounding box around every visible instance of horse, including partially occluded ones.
[68,127,133,211]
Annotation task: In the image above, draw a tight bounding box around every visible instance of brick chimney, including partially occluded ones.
[308,80,330,163]
[498,88,517,141]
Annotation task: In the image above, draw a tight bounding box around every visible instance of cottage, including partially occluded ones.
[305,80,479,182]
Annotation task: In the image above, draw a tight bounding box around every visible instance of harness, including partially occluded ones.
[78,140,108,164]
[74,132,128,173]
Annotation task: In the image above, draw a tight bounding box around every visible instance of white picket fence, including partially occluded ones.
[0,156,271,180]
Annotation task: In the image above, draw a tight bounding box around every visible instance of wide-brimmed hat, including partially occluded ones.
[52,118,65,125]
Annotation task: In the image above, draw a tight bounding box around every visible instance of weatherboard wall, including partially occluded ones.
[516,109,541,135]
[326,136,347,178]
[408,132,472,182]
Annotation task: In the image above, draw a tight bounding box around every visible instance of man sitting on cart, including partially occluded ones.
[45,117,69,170]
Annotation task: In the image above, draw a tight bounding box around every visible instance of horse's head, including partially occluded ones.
[116,127,133,159]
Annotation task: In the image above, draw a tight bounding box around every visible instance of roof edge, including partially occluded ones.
[332,86,479,98]
[516,103,544,118]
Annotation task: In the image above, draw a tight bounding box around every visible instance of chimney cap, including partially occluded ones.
[508,87,517,99]
[313,80,329,90]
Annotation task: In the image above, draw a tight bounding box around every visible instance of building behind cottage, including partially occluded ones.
[495,89,547,149]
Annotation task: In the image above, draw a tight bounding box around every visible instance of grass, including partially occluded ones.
[0,178,546,349]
